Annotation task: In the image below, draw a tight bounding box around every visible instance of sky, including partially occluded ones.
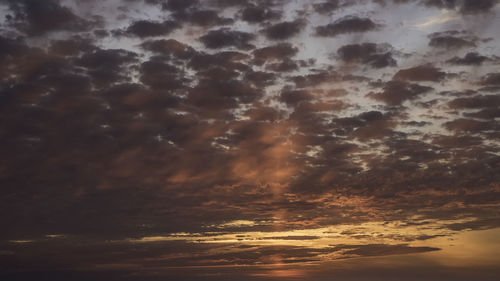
[0,0,499,280]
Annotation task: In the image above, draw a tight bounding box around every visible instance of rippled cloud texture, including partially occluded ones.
[1,0,500,280]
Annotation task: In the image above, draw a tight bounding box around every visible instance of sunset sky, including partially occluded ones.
[1,0,500,280]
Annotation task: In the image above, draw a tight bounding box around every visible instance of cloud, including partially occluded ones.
[1,0,500,279]
[172,9,233,27]
[199,28,255,49]
[447,52,490,65]
[290,71,340,88]
[313,0,342,15]
[367,81,433,105]
[280,89,313,106]
[259,236,320,240]
[448,95,500,109]
[337,43,396,68]
[140,39,196,60]
[187,51,250,71]
[240,4,281,23]
[208,0,250,8]
[266,59,300,72]
[121,20,180,38]
[481,73,500,86]
[0,35,30,58]
[464,108,500,120]
[2,0,93,35]
[422,0,498,14]
[139,57,186,90]
[186,78,262,117]
[444,118,496,133]
[447,218,500,231]
[331,244,440,257]
[262,19,306,40]
[460,0,498,14]
[422,0,458,10]
[393,64,446,82]
[253,43,298,65]
[350,111,397,140]
[48,36,95,57]
[76,48,138,86]
[428,31,478,49]
[161,0,198,11]
[244,103,282,121]
[315,16,379,37]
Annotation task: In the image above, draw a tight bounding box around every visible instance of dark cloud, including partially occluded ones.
[431,134,484,147]
[259,236,320,240]
[403,121,432,127]
[447,52,490,65]
[447,217,500,231]
[423,0,458,9]
[140,39,196,60]
[265,59,299,72]
[429,36,475,49]
[48,36,96,57]
[93,29,109,38]
[393,64,446,82]
[208,0,250,7]
[481,73,500,86]
[460,0,498,14]
[244,71,277,88]
[199,28,255,49]
[316,16,379,37]
[290,71,340,88]
[337,43,396,68]
[448,95,500,109]
[444,118,496,133]
[349,111,397,140]
[162,0,198,11]
[331,244,440,257]
[465,108,500,120]
[172,9,233,27]
[262,19,306,40]
[280,89,313,106]
[122,20,180,37]
[240,4,281,23]
[0,35,30,58]
[2,0,92,35]
[76,49,138,70]
[139,57,186,90]
[186,78,262,117]
[253,43,298,65]
[76,49,138,87]
[428,31,477,49]
[313,0,341,14]
[419,0,498,14]
[244,104,282,121]
[367,81,433,105]
[187,51,250,71]
[439,89,477,96]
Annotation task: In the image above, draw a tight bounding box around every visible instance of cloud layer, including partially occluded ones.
[0,0,499,280]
